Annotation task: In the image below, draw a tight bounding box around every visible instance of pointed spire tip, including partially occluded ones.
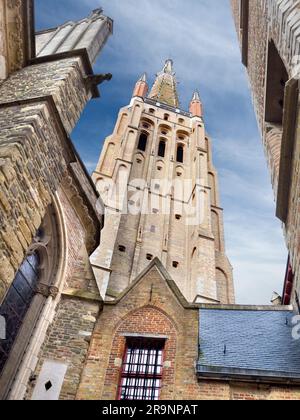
[139,72,147,83]
[192,90,201,102]
[163,59,174,74]
[148,59,179,108]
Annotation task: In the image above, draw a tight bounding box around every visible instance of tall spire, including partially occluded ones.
[132,72,148,98]
[148,59,179,108]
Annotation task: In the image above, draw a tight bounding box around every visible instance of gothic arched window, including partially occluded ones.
[158,140,166,158]
[176,145,184,163]
[0,252,40,375]
[137,133,148,152]
[0,205,60,400]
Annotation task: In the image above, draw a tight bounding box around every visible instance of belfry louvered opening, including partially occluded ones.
[118,337,165,400]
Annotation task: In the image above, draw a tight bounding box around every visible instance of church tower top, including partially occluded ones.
[148,59,179,108]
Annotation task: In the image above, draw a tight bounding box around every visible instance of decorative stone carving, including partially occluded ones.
[36,283,59,299]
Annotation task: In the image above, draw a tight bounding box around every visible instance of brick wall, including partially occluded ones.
[92,95,234,305]
[0,57,90,134]
[230,382,300,400]
[286,104,300,298]
[76,264,200,400]
[0,55,93,303]
[75,263,300,400]
[0,102,67,302]
[26,188,102,400]
[0,7,110,399]
[102,306,177,400]
[231,0,300,306]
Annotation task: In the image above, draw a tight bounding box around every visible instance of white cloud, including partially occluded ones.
[87,0,245,101]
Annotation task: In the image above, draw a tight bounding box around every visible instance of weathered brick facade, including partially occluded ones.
[91,61,234,305]
[231,0,300,307]
[76,261,300,400]
[0,3,112,400]
[77,262,200,400]
[78,55,300,401]
[1,1,300,402]
[24,186,103,400]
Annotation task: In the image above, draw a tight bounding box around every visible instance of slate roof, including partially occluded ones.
[197,309,300,383]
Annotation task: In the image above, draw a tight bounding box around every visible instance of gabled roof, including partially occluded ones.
[198,308,300,384]
[105,257,198,310]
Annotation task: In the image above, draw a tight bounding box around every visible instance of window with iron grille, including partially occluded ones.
[118,338,165,400]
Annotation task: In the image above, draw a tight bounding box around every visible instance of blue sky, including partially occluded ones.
[35,0,287,305]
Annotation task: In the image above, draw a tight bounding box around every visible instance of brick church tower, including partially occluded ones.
[91,60,234,304]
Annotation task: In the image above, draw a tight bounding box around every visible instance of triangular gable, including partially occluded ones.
[105,258,198,310]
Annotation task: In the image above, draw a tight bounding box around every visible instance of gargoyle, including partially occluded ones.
[84,73,113,89]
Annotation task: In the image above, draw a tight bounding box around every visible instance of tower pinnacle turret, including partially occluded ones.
[132,72,148,98]
[190,90,203,117]
[148,59,179,108]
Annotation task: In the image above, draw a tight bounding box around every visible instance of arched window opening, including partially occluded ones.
[192,247,197,259]
[0,252,40,376]
[164,114,170,121]
[176,145,184,163]
[0,205,61,400]
[158,140,166,158]
[137,133,148,152]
